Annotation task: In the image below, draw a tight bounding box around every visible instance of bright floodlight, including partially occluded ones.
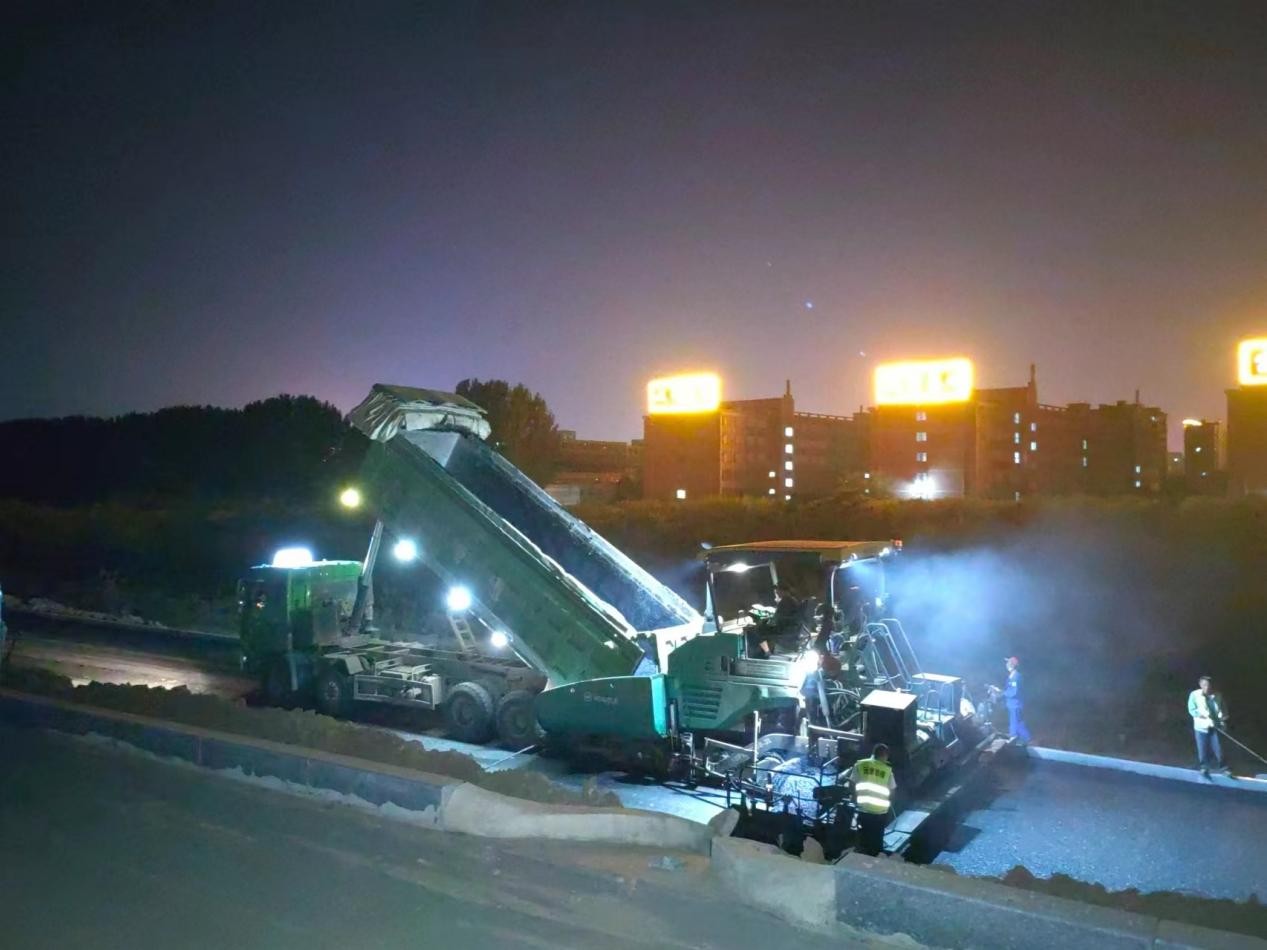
[725,561,750,573]
[392,538,418,562]
[272,547,315,569]
[489,630,510,650]
[874,357,974,406]
[446,585,473,612]
[339,487,362,509]
[789,651,820,685]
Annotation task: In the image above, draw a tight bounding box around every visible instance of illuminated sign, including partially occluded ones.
[646,372,722,414]
[874,358,974,406]
[1237,338,1267,386]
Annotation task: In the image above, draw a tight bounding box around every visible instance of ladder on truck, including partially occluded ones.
[447,611,479,653]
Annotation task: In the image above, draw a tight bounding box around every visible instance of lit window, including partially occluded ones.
[1081,439,1088,450]
[863,472,871,479]
[1030,441,1037,452]
[1013,451,1021,464]
[1201,471,1208,478]
[785,443,794,454]
[785,478,794,488]
[915,432,928,442]
[675,489,686,500]
[768,487,776,495]
[916,452,928,462]
[784,460,793,471]
[1134,464,1141,474]
[768,470,776,478]
[1134,480,1142,489]
[1013,412,1021,424]
[1014,491,1021,502]
[1014,432,1020,444]
[1195,446,1202,453]
[784,494,791,501]
[915,411,927,422]
[1030,422,1037,432]
[1081,456,1088,467]
[784,426,794,437]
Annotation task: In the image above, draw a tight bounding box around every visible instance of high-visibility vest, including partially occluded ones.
[852,757,893,815]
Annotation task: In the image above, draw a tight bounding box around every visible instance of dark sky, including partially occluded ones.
[5,1,1267,442]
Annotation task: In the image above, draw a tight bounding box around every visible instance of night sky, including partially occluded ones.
[6,2,1267,443]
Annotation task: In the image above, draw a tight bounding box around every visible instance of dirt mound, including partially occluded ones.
[2,667,620,809]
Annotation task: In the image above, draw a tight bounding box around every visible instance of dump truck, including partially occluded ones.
[238,385,701,746]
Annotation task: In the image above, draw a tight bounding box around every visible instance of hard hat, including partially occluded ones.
[1005,656,1020,665]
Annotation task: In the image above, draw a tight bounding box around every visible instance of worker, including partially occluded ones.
[754,583,801,657]
[848,743,896,856]
[997,656,1031,745]
[1188,675,1228,777]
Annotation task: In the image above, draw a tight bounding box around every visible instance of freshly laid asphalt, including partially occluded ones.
[934,756,1267,901]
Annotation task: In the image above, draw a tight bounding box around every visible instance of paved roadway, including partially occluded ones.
[10,617,1267,904]
[935,757,1267,901]
[0,724,896,950]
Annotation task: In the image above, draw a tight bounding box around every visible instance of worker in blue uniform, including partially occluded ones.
[991,656,1031,745]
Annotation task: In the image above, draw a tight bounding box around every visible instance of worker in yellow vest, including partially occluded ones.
[848,743,896,856]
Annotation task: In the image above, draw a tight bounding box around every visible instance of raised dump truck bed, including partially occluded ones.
[361,430,652,687]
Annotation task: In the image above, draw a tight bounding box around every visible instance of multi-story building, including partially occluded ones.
[1227,337,1267,497]
[642,376,859,501]
[1182,419,1222,494]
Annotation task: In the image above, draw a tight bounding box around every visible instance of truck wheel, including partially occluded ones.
[495,690,542,748]
[315,667,353,719]
[263,657,297,708]
[444,681,496,744]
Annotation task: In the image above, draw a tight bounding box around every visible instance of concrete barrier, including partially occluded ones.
[834,853,1267,950]
[710,836,836,930]
[0,688,714,852]
[441,782,713,852]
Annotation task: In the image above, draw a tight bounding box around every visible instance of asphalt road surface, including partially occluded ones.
[0,724,899,950]
[935,757,1267,901]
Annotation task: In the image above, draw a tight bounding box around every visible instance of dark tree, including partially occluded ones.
[455,378,561,483]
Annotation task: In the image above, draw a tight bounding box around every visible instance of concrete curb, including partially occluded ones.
[0,688,713,852]
[709,835,1266,947]
[441,783,714,852]
[1029,746,1267,794]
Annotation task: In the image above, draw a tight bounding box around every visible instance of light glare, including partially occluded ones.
[392,538,419,562]
[1238,338,1267,386]
[339,487,362,509]
[271,547,315,568]
[446,585,473,612]
[647,372,722,414]
[875,357,974,406]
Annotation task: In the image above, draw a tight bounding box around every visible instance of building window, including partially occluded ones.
[768,488,776,495]
[1030,422,1037,432]
[785,478,794,488]
[675,489,687,500]
[784,443,794,454]
[1134,480,1142,489]
[1030,441,1038,452]
[784,460,793,471]
[1081,439,1088,450]
[916,452,928,462]
[784,494,792,502]
[915,411,927,422]
[1195,446,1202,453]
[1134,464,1141,473]
[1015,491,1022,502]
[1081,456,1088,467]
[784,426,794,437]
[1014,432,1020,444]
[1013,412,1021,424]
[915,432,928,442]
[1201,471,1208,478]
[768,470,776,478]
[1013,451,1021,464]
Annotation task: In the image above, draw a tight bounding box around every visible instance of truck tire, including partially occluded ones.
[315,666,353,719]
[444,681,496,744]
[495,690,542,748]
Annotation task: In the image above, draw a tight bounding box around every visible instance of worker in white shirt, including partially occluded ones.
[848,743,896,856]
[1188,675,1228,777]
